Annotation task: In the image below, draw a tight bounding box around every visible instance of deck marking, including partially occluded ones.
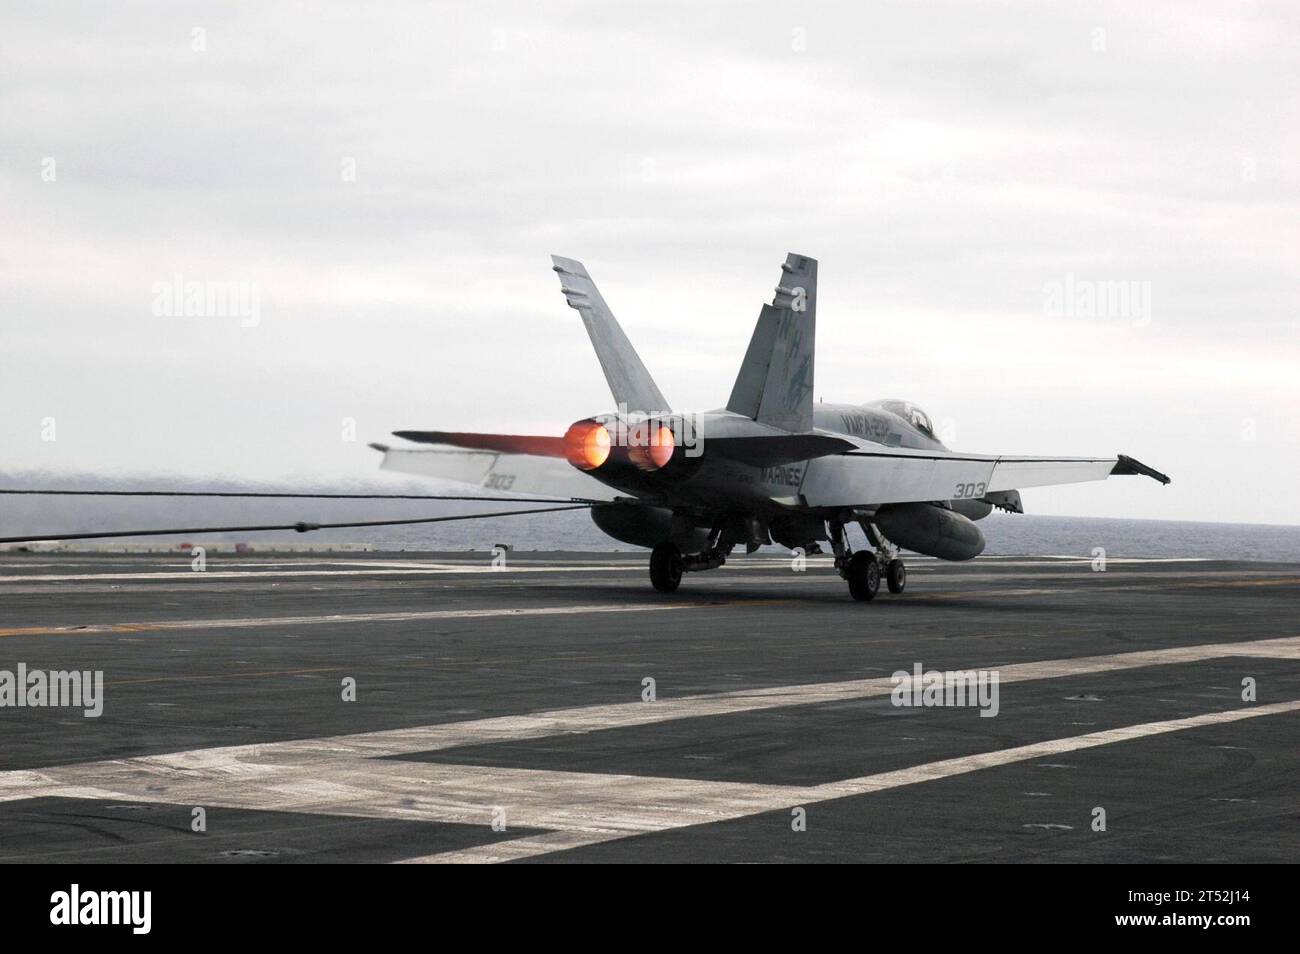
[0,637,1296,862]
[0,601,721,639]
[421,699,1300,864]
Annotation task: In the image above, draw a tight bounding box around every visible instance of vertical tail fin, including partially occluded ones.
[726,252,817,432]
[551,255,670,414]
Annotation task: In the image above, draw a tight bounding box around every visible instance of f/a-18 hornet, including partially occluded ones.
[372,253,1169,601]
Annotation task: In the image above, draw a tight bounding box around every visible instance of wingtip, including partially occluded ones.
[1113,454,1171,485]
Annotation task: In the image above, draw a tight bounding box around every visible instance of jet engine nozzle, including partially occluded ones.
[564,416,676,473]
[563,420,611,471]
[627,422,675,471]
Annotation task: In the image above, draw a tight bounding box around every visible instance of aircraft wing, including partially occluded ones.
[369,443,619,502]
[799,447,1167,509]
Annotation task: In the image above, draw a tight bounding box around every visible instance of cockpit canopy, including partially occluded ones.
[878,399,935,438]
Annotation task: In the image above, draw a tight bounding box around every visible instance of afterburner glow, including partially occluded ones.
[564,420,611,470]
[630,424,675,471]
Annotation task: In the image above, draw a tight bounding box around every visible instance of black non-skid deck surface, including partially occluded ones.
[0,797,539,864]
[0,550,1296,862]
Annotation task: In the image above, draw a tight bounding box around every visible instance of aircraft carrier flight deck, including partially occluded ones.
[0,550,1296,864]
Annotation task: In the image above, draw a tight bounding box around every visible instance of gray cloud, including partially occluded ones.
[1,0,1297,524]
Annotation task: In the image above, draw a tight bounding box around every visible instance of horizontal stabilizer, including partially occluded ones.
[393,431,565,458]
[373,444,618,501]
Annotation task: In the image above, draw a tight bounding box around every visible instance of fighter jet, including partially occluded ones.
[377,252,1169,601]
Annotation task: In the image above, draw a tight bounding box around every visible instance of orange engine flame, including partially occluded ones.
[629,424,675,471]
[563,420,611,470]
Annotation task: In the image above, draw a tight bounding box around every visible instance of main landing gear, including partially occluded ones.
[648,520,905,603]
[649,542,684,593]
[886,557,906,594]
[649,531,736,593]
[846,551,880,601]
[831,518,908,602]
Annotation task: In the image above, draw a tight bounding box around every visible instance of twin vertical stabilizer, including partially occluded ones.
[726,253,817,432]
[551,255,670,415]
[550,251,817,432]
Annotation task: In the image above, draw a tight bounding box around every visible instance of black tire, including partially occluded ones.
[649,542,684,593]
[886,559,906,594]
[847,552,880,602]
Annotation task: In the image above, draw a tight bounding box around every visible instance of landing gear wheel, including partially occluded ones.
[649,542,684,593]
[886,559,906,594]
[846,552,880,602]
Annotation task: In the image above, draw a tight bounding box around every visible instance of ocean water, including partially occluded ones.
[6,500,1300,563]
[324,511,1300,562]
[3,473,1298,561]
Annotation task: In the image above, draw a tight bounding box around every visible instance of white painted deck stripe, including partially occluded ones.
[0,557,1268,585]
[417,699,1300,863]
[265,634,1300,758]
[0,636,1294,864]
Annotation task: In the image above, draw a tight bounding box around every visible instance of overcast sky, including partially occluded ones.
[2,1,1297,524]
